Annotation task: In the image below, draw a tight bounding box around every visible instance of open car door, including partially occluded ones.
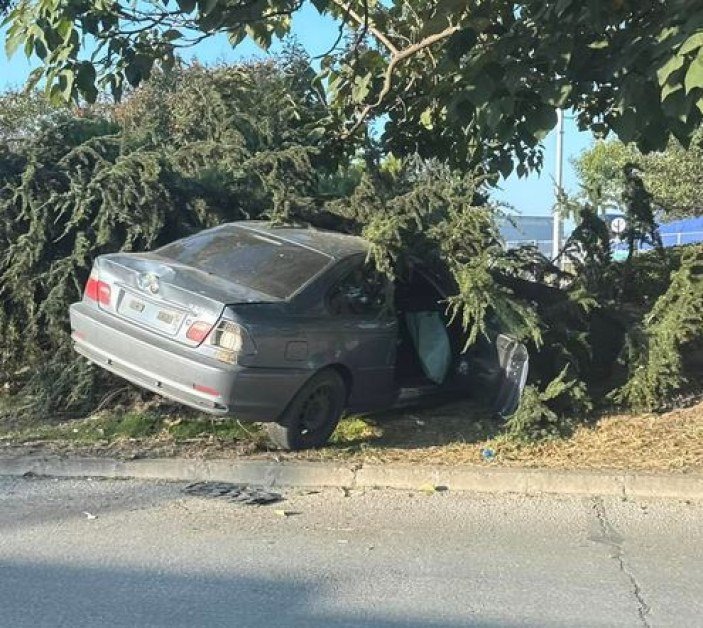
[459,331,529,417]
[492,334,529,416]
[393,262,529,416]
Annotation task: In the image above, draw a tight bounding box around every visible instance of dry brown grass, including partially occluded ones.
[286,400,703,472]
[2,397,702,473]
[490,405,703,471]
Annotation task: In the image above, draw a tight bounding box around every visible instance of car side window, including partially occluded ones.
[328,265,389,317]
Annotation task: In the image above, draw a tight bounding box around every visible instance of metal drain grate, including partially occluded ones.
[183,481,284,505]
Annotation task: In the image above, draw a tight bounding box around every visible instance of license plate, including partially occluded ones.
[129,299,145,313]
[118,290,184,335]
[157,310,176,325]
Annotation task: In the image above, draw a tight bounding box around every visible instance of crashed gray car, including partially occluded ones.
[70,221,528,449]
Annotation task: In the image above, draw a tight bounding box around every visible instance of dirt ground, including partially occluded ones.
[2,396,702,473]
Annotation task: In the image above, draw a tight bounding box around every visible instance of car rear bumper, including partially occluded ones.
[69,302,310,421]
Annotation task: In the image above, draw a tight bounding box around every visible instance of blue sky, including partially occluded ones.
[0,5,594,217]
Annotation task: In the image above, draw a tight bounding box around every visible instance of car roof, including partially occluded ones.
[226,220,368,260]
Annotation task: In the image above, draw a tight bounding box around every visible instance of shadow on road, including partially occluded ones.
[0,559,525,627]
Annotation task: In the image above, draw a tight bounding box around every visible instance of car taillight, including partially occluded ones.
[208,320,256,362]
[84,272,111,306]
[187,319,255,358]
[186,321,213,343]
[210,321,244,352]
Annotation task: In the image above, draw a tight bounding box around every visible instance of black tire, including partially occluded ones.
[266,368,347,450]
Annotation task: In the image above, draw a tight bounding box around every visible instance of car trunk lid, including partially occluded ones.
[94,252,279,346]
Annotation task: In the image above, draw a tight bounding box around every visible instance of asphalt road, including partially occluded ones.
[0,476,701,627]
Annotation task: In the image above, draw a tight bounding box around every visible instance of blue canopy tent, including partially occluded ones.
[612,216,703,259]
[658,216,703,247]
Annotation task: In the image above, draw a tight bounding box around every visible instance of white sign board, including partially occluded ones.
[610,217,627,235]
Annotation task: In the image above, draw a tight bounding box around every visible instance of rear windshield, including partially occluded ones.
[157,226,331,299]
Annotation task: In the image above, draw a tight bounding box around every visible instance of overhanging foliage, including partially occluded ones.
[4,1,703,174]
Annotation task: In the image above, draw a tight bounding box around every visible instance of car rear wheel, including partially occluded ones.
[266,369,346,450]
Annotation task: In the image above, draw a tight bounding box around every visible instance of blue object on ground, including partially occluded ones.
[481,448,496,461]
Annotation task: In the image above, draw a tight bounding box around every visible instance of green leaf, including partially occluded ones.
[612,109,637,143]
[75,62,97,101]
[588,40,609,50]
[162,29,182,41]
[482,103,503,130]
[494,119,514,143]
[4,16,26,58]
[198,0,219,15]
[684,52,703,92]
[311,0,329,12]
[464,73,495,106]
[656,54,684,85]
[24,67,44,93]
[5,34,20,58]
[497,97,515,116]
[227,28,246,47]
[34,38,48,60]
[661,79,683,102]
[638,118,669,152]
[420,108,434,130]
[53,69,75,102]
[244,23,274,50]
[661,87,691,122]
[57,19,73,44]
[679,32,703,56]
[23,32,33,58]
[496,154,513,178]
[108,74,124,101]
[176,0,197,12]
[307,125,326,141]
[527,106,558,141]
[420,11,453,38]
[543,83,572,107]
[124,62,141,87]
[161,51,176,72]
[445,28,477,64]
[351,73,372,104]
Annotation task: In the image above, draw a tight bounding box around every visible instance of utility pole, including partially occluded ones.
[553,108,565,260]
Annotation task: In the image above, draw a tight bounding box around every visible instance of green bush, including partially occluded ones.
[613,246,703,411]
[0,55,342,419]
[505,368,593,441]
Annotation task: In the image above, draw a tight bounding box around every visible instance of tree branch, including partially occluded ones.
[329,0,399,55]
[343,23,460,138]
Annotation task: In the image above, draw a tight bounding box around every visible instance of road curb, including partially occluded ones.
[0,454,701,499]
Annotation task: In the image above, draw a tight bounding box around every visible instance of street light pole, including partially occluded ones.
[553,108,565,260]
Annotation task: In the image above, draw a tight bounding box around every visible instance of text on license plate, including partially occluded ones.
[129,299,145,313]
[157,310,176,325]
[120,294,183,333]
